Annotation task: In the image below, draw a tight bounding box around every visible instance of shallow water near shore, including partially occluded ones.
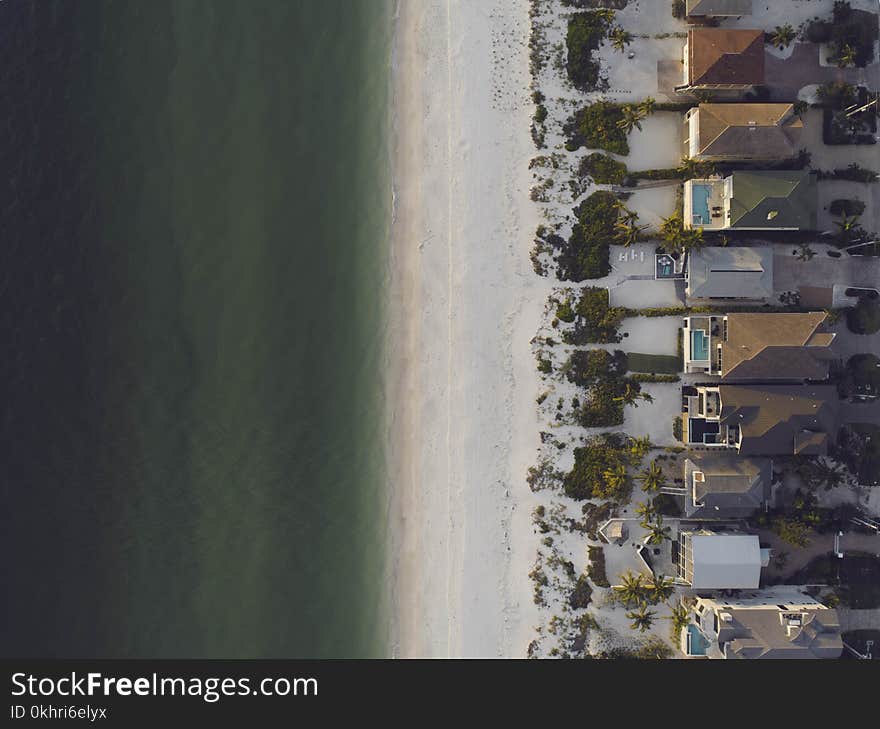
[0,0,391,658]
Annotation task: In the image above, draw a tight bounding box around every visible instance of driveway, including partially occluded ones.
[833,323,880,359]
[759,531,880,582]
[772,247,880,297]
[817,180,879,235]
[765,43,880,102]
[801,109,878,176]
[842,401,880,427]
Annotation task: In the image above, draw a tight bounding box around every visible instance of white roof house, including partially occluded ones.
[678,530,763,589]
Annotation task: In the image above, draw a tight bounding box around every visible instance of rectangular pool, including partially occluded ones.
[691,183,712,226]
[690,330,709,361]
[686,623,710,656]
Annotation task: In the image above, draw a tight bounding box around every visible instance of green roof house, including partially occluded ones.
[684,171,817,231]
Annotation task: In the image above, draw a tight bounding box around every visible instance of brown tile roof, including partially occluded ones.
[719,384,839,456]
[687,0,752,15]
[696,103,802,159]
[720,312,836,380]
[688,28,765,87]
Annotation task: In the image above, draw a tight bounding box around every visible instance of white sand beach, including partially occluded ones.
[386,0,544,657]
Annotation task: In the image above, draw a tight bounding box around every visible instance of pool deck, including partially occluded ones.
[683,179,727,230]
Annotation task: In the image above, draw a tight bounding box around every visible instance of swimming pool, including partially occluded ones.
[686,623,710,656]
[691,183,712,226]
[691,329,709,361]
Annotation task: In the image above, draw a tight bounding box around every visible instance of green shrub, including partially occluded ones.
[671,0,686,19]
[537,356,553,374]
[829,198,866,216]
[579,152,628,184]
[672,416,682,442]
[569,574,594,609]
[564,349,627,386]
[561,286,625,344]
[587,545,610,588]
[576,379,627,427]
[772,517,811,548]
[564,433,630,501]
[555,298,576,323]
[556,191,619,281]
[847,298,880,334]
[566,11,613,92]
[564,102,629,154]
[630,373,680,383]
[815,164,879,183]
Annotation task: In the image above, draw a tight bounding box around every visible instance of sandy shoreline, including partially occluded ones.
[386,0,543,657]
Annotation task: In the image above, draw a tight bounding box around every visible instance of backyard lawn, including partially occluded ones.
[626,353,680,375]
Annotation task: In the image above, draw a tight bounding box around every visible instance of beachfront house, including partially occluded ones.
[685,246,773,304]
[685,104,802,162]
[685,0,751,21]
[677,28,764,97]
[683,594,843,659]
[683,170,817,231]
[676,530,765,589]
[680,454,772,519]
[682,384,839,455]
[682,311,836,379]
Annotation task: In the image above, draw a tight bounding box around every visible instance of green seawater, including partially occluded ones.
[0,0,391,658]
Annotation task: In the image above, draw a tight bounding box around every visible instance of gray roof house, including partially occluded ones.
[677,530,764,589]
[685,595,843,659]
[686,0,751,18]
[683,454,772,519]
[686,246,773,303]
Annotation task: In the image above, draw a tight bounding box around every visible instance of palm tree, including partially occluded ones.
[837,43,857,68]
[645,515,671,545]
[668,602,690,636]
[649,574,674,602]
[660,212,704,255]
[609,26,633,53]
[614,207,648,247]
[616,104,646,134]
[613,571,646,606]
[627,435,653,462]
[796,243,816,261]
[613,382,641,406]
[677,157,716,179]
[637,461,666,493]
[770,24,796,49]
[635,500,657,524]
[835,214,865,245]
[603,464,628,494]
[626,603,656,633]
[637,97,656,118]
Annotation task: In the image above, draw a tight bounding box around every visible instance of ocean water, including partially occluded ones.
[0,0,391,658]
